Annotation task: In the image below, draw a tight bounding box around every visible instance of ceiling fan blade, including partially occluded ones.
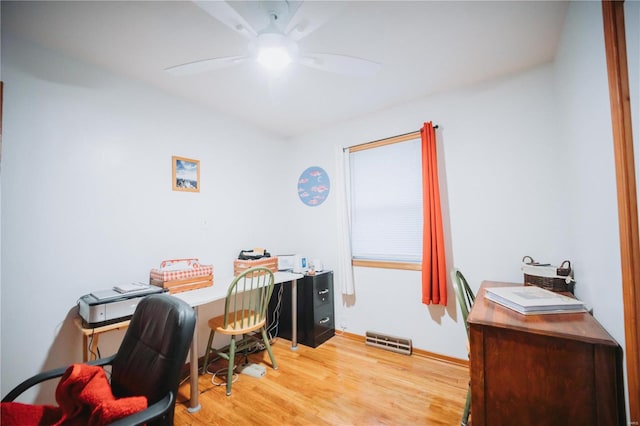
[165,56,248,75]
[193,0,257,39]
[285,1,346,41]
[299,53,381,77]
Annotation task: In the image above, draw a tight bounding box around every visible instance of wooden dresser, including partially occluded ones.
[467,281,625,425]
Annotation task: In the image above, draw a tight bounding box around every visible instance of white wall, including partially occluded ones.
[555,1,624,343]
[554,7,635,417]
[285,1,627,370]
[0,35,294,402]
[554,1,638,418]
[287,64,572,360]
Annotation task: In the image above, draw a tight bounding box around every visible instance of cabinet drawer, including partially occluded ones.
[314,303,334,333]
[314,286,332,307]
[313,302,334,323]
[311,272,333,308]
[313,326,335,347]
[314,313,334,334]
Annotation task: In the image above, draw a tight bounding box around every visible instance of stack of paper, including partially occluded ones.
[113,282,150,294]
[485,286,586,315]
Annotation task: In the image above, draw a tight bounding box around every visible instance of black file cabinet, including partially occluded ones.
[270,271,335,348]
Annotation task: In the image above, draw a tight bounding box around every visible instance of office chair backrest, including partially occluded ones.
[224,267,275,331]
[451,269,476,337]
[110,294,195,425]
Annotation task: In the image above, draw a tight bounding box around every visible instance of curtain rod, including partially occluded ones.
[344,124,439,152]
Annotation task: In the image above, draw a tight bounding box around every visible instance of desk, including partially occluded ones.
[74,318,130,362]
[467,281,625,425]
[75,271,303,413]
[173,271,303,413]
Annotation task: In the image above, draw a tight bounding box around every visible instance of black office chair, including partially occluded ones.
[451,268,475,426]
[2,294,196,426]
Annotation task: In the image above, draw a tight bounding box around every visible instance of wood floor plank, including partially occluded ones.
[174,335,468,425]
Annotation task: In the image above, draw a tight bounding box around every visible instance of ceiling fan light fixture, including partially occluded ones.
[257,46,292,71]
[172,2,380,78]
[254,32,297,72]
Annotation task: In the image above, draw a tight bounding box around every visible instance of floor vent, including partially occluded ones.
[365,331,412,355]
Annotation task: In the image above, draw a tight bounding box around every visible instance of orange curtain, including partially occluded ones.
[421,122,447,306]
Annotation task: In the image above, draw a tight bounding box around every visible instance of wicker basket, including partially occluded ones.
[522,256,575,293]
[150,274,213,294]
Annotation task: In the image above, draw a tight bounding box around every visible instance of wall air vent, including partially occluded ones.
[365,331,412,355]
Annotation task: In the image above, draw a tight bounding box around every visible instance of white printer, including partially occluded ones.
[78,284,166,328]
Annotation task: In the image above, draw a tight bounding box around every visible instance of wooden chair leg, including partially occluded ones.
[226,336,236,396]
[260,327,278,370]
[201,330,215,375]
[462,385,471,426]
[241,334,250,365]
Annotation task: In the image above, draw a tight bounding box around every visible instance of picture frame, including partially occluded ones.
[172,155,200,192]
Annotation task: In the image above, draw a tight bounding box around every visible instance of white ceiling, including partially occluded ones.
[2,0,568,139]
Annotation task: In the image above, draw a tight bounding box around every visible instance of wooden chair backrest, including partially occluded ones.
[451,269,476,338]
[223,267,275,330]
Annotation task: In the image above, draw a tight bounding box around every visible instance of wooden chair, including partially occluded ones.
[201,266,278,396]
[451,268,475,426]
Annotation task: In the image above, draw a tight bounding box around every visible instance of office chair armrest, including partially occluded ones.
[107,392,174,426]
[85,354,117,368]
[1,354,117,402]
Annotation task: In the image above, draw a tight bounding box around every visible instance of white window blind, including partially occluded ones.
[349,136,423,263]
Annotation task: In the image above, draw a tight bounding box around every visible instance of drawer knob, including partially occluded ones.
[318,289,329,295]
[319,317,330,324]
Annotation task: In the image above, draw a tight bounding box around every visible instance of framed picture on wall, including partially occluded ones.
[172,156,200,192]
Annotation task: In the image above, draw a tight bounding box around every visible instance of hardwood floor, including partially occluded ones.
[174,334,469,425]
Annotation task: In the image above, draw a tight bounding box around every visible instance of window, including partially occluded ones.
[348,132,423,270]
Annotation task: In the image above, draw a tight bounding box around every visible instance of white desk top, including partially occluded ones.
[173,271,303,307]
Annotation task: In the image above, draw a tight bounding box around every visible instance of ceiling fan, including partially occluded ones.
[165,0,381,77]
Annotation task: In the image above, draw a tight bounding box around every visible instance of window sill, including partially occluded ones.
[352,259,421,271]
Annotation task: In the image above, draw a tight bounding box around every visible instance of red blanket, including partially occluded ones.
[1,364,147,425]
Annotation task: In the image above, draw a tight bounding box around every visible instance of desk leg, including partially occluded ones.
[82,335,89,362]
[291,278,298,351]
[187,306,201,413]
